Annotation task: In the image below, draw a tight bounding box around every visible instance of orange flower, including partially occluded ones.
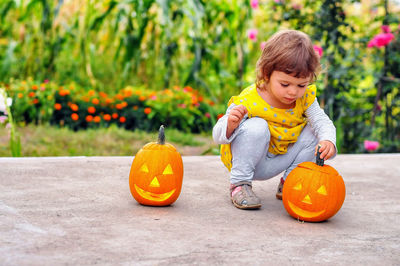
[164,89,173,96]
[93,116,101,123]
[116,94,124,101]
[17,93,23,98]
[133,106,138,110]
[31,85,38,90]
[112,113,119,119]
[86,115,93,122]
[88,90,96,96]
[144,107,152,114]
[183,86,193,92]
[124,90,132,97]
[119,116,126,123]
[105,98,113,104]
[70,104,79,111]
[33,99,39,104]
[217,113,224,120]
[59,89,70,96]
[54,103,62,110]
[99,92,108,98]
[139,96,146,101]
[116,103,123,110]
[92,98,99,105]
[103,114,111,121]
[28,92,35,98]
[71,113,79,121]
[88,106,96,114]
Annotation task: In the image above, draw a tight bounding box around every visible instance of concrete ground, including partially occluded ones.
[1,154,399,265]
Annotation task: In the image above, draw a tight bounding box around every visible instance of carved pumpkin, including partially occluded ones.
[129,125,183,206]
[282,147,345,222]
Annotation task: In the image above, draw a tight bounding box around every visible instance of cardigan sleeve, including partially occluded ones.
[305,98,338,158]
[212,103,248,144]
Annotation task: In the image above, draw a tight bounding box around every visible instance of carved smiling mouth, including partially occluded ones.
[288,201,325,219]
[134,184,176,202]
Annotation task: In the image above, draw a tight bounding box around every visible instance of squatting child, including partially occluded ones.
[212,29,337,210]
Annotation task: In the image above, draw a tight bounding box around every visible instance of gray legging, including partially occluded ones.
[230,117,318,185]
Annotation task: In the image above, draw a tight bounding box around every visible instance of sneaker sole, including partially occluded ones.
[232,199,261,210]
[276,194,282,200]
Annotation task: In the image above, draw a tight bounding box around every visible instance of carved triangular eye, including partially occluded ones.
[162,164,173,175]
[293,183,302,190]
[140,164,149,173]
[317,185,327,195]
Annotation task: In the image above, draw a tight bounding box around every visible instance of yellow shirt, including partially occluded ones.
[220,84,317,171]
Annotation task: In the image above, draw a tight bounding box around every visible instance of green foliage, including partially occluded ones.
[4,79,222,133]
[0,124,215,156]
[0,87,20,156]
[0,0,399,153]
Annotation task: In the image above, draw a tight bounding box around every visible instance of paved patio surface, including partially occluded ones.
[1,154,400,265]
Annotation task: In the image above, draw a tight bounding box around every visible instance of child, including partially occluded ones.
[212,30,337,210]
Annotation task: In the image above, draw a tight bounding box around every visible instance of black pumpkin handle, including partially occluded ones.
[316,144,324,166]
[158,125,166,145]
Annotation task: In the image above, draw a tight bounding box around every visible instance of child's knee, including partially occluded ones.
[298,124,318,148]
[241,117,270,141]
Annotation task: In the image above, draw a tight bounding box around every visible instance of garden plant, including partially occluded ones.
[0,0,399,156]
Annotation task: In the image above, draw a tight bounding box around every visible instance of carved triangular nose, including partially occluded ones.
[302,194,312,204]
[150,177,160,187]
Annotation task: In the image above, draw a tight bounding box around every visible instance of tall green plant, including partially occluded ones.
[0,87,21,156]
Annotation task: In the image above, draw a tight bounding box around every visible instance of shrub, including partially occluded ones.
[4,79,223,133]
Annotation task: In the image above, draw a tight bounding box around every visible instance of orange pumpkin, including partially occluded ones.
[282,147,345,222]
[129,125,184,206]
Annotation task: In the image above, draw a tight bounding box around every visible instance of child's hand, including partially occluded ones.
[315,141,336,160]
[226,105,248,139]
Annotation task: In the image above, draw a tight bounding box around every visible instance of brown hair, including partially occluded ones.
[256,30,321,89]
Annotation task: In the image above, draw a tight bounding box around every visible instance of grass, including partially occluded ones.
[0,125,220,157]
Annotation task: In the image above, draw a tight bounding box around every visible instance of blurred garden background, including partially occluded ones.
[0,0,399,156]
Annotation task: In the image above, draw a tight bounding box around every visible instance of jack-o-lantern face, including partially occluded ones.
[282,161,345,222]
[129,126,184,206]
[133,161,179,202]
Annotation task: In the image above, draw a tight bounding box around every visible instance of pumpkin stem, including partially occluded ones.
[316,145,324,166]
[158,125,166,145]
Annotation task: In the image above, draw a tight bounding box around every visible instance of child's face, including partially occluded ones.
[265,71,311,108]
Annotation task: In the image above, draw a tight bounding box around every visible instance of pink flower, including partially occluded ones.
[367,33,394,48]
[250,0,258,9]
[205,112,211,118]
[260,41,267,50]
[178,103,186,108]
[292,3,302,10]
[367,38,378,48]
[381,25,391,33]
[247,29,258,42]
[0,115,7,123]
[313,45,323,57]
[44,79,49,83]
[364,140,379,152]
[150,95,157,100]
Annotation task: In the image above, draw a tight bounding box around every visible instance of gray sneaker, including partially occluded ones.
[230,182,261,209]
